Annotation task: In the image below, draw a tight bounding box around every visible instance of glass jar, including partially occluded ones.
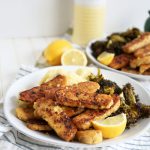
[72,0,106,47]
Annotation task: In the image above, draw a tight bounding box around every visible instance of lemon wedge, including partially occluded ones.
[43,39,72,66]
[61,49,88,66]
[97,52,115,66]
[92,113,127,139]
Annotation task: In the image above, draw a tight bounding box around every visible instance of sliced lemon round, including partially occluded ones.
[43,39,73,66]
[61,49,88,66]
[92,113,127,139]
[97,52,115,66]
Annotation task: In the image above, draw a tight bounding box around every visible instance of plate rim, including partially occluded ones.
[86,39,150,81]
[4,66,150,148]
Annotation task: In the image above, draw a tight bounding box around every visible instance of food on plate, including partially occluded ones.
[97,52,115,65]
[55,87,113,109]
[139,64,150,74]
[16,107,39,122]
[122,33,150,53]
[72,95,120,130]
[76,130,103,144]
[130,55,150,68]
[92,113,127,138]
[16,68,150,144]
[34,99,77,141]
[26,120,52,131]
[61,49,88,66]
[112,83,150,128]
[43,39,73,65]
[109,54,130,69]
[19,75,67,103]
[134,43,150,57]
[90,28,150,75]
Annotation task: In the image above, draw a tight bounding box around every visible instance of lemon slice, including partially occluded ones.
[97,52,115,66]
[43,39,72,66]
[92,113,127,139]
[61,49,88,66]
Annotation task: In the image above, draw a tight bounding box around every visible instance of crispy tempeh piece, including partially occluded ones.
[55,88,113,109]
[139,64,150,74]
[134,44,150,58]
[34,98,84,118]
[121,68,139,74]
[72,95,120,130]
[130,55,150,68]
[45,81,100,100]
[109,54,130,69]
[40,75,67,89]
[143,69,150,75]
[71,82,100,93]
[26,120,52,131]
[123,32,150,53]
[34,99,77,141]
[16,107,40,122]
[19,75,66,103]
[76,130,103,144]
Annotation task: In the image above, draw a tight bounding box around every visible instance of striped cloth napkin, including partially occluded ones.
[0,65,150,150]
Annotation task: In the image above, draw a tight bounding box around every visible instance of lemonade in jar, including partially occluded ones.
[72,0,106,46]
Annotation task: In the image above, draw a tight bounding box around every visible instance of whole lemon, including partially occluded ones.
[43,39,73,66]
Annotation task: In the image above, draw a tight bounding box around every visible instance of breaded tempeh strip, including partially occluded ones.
[72,95,120,130]
[34,99,77,141]
[16,107,40,122]
[19,75,67,103]
[34,98,84,118]
[134,44,150,58]
[139,64,150,74]
[130,55,150,68]
[123,32,150,53]
[109,54,130,69]
[26,120,52,131]
[55,88,113,109]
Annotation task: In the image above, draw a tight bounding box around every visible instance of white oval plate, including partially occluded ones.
[86,39,150,81]
[4,66,150,148]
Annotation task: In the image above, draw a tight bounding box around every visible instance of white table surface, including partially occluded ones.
[0,37,57,99]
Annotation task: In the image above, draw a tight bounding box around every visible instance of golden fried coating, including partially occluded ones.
[40,75,67,89]
[134,43,150,58]
[16,107,40,122]
[34,98,84,118]
[109,54,130,69]
[26,120,52,131]
[55,86,113,109]
[130,55,150,68]
[123,32,150,53]
[76,130,103,144]
[72,95,120,130]
[139,64,150,74]
[34,99,77,141]
[121,68,139,74]
[19,75,66,103]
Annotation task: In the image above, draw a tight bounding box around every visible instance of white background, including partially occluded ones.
[0,0,149,37]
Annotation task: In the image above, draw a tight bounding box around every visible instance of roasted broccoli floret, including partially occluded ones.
[89,69,122,95]
[136,103,150,118]
[123,83,138,105]
[88,69,104,83]
[99,79,122,95]
[113,98,140,128]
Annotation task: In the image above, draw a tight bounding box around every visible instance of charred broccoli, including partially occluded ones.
[113,83,150,129]
[89,69,122,95]
[88,69,104,83]
[99,79,122,95]
[89,71,150,129]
